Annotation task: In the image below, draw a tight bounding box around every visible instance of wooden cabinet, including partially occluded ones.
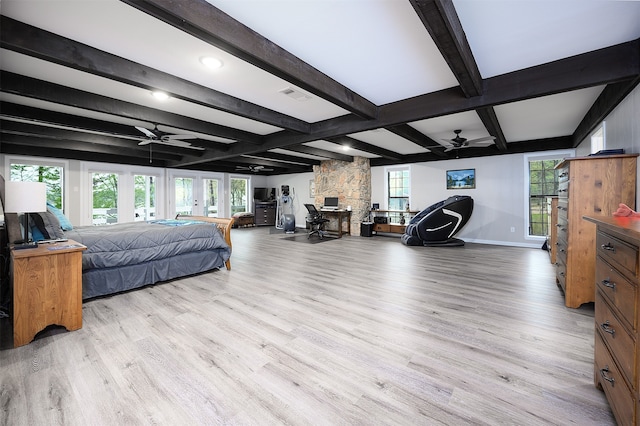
[584,216,640,426]
[554,154,637,308]
[254,202,276,226]
[11,240,86,347]
[371,210,420,234]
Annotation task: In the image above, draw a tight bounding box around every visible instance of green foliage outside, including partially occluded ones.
[529,159,560,236]
[10,164,63,208]
[92,173,118,208]
[230,178,247,214]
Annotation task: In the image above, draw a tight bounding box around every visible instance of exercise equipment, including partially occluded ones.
[401,195,473,247]
[275,185,296,233]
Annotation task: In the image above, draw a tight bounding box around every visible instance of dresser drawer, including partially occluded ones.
[596,231,638,280]
[595,291,635,386]
[557,166,569,182]
[596,257,637,331]
[556,216,568,243]
[555,257,566,292]
[557,180,570,198]
[595,333,635,426]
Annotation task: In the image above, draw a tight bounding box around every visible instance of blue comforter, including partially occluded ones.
[64,219,231,270]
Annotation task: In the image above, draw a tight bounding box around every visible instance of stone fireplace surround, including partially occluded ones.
[312,156,371,236]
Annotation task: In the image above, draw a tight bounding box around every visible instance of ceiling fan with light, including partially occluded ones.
[440,129,496,152]
[235,164,274,173]
[135,125,204,150]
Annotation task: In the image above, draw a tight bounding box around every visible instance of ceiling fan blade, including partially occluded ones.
[138,140,151,146]
[466,136,496,144]
[135,126,157,139]
[162,134,197,141]
[139,140,205,150]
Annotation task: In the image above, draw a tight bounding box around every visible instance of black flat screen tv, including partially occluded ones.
[253,187,274,202]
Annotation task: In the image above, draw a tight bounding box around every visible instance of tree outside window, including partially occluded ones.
[387,169,409,223]
[10,163,63,208]
[92,172,118,225]
[529,159,560,236]
[230,178,248,215]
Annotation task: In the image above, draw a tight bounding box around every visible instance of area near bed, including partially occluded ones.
[7,201,234,300]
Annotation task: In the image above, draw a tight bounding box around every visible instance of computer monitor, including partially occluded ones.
[323,197,339,209]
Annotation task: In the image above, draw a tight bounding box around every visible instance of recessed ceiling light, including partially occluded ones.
[200,56,224,70]
[151,91,169,101]
[342,146,350,151]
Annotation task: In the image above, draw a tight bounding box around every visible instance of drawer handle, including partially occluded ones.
[601,243,615,252]
[600,366,615,385]
[601,279,616,290]
[600,321,615,336]
[559,271,565,277]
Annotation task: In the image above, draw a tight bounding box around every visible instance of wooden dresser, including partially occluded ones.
[584,216,640,426]
[554,154,637,308]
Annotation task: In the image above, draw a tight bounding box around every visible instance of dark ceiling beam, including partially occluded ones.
[410,0,482,97]
[385,124,448,158]
[0,102,230,151]
[572,77,640,147]
[284,145,354,162]
[0,120,194,158]
[244,151,322,167]
[0,135,172,167]
[382,39,640,126]
[147,39,640,167]
[0,16,310,134]
[0,71,262,146]
[327,136,403,161]
[231,156,296,169]
[475,107,508,151]
[121,0,378,120]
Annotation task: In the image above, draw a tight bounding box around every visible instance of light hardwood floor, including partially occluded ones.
[0,227,614,425]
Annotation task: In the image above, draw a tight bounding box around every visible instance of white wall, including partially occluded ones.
[372,151,571,247]
[266,172,315,228]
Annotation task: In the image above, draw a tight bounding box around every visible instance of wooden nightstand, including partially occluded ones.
[11,240,86,347]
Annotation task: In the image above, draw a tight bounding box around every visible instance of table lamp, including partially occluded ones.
[4,181,47,249]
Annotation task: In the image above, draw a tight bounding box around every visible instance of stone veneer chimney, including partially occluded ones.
[313,156,371,236]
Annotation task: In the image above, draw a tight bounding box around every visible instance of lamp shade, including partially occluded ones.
[4,181,47,213]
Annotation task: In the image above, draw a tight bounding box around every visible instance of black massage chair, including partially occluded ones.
[401,195,473,247]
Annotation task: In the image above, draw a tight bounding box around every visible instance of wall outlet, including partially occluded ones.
[510,226,516,232]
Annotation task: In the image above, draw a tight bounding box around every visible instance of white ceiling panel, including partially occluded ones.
[495,86,605,142]
[206,0,460,105]
[455,0,640,78]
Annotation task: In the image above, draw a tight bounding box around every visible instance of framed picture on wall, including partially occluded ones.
[446,168,475,189]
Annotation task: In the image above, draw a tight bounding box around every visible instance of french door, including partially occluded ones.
[169,172,223,218]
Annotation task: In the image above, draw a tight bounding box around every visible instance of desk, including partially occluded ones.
[320,210,351,237]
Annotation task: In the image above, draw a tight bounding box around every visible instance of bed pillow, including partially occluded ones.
[47,201,73,230]
[30,211,65,240]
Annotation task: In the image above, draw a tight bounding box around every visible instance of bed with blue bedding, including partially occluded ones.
[62,216,234,300]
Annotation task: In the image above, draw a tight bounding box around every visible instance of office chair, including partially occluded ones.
[304,204,330,239]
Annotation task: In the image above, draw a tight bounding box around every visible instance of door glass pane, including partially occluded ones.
[92,172,118,225]
[230,178,248,215]
[203,179,219,217]
[175,177,193,216]
[134,175,156,221]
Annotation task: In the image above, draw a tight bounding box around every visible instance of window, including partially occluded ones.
[230,177,248,215]
[134,175,156,221]
[591,122,605,154]
[174,177,194,216]
[528,159,561,237]
[10,161,64,208]
[387,168,410,223]
[92,172,119,225]
[203,178,220,217]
